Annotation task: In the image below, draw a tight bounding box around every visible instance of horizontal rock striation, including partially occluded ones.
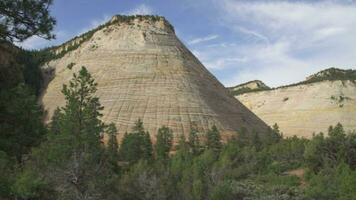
[41,15,269,142]
[236,79,356,138]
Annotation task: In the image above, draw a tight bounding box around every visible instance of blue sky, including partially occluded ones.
[18,0,356,87]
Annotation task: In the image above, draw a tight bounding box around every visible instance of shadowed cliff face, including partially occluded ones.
[234,70,356,138]
[40,15,269,142]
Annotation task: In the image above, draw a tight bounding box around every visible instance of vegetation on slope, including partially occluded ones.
[229,80,271,96]
[2,2,356,199]
[231,68,356,96]
[305,67,356,82]
[1,67,356,200]
[276,68,356,90]
[33,14,174,64]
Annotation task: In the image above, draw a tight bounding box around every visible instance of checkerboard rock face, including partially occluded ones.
[41,16,269,142]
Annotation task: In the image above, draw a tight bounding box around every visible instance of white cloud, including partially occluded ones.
[235,26,269,45]
[15,30,69,50]
[125,4,154,15]
[188,34,219,45]
[197,0,356,87]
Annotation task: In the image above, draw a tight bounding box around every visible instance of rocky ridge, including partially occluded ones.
[228,80,270,96]
[232,68,356,138]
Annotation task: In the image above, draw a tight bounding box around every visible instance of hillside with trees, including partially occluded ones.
[1,67,356,200]
[1,1,356,199]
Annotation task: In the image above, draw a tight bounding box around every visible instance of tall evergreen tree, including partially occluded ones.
[155,126,173,162]
[206,125,222,152]
[14,67,116,199]
[188,126,201,155]
[106,123,119,172]
[119,119,153,164]
[0,84,46,163]
[271,123,283,143]
[49,107,62,135]
[237,127,250,147]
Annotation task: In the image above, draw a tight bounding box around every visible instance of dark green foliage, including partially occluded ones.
[304,123,356,172]
[155,126,173,162]
[1,48,355,199]
[188,126,202,155]
[13,67,119,199]
[305,163,356,200]
[231,68,356,95]
[228,80,271,96]
[268,123,283,144]
[0,3,55,198]
[230,86,271,96]
[35,15,173,63]
[66,62,75,70]
[0,0,56,42]
[16,50,44,95]
[119,119,153,164]
[205,125,222,152]
[0,84,46,163]
[268,136,307,173]
[49,107,62,135]
[0,45,46,96]
[276,68,356,89]
[305,68,356,83]
[107,123,119,172]
[0,151,15,198]
[303,124,356,199]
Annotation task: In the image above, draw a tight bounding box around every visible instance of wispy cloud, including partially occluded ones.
[188,34,219,45]
[194,0,356,87]
[235,26,269,45]
[125,4,154,15]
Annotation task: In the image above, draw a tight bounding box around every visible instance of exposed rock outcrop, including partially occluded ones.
[233,68,356,138]
[228,80,270,96]
[41,15,269,142]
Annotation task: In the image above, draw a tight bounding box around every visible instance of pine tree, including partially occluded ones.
[119,119,153,164]
[106,123,119,172]
[271,123,283,143]
[237,127,249,147]
[0,84,46,163]
[49,107,62,135]
[16,67,116,199]
[252,131,262,151]
[0,0,56,42]
[206,125,222,152]
[176,134,188,152]
[143,131,153,161]
[155,126,173,162]
[188,126,201,155]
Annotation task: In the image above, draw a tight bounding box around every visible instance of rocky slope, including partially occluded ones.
[228,80,270,96]
[232,68,356,138]
[40,15,269,142]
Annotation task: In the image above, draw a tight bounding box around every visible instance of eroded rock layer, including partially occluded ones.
[236,80,356,138]
[41,16,269,141]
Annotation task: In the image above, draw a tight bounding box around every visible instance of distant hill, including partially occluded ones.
[230,68,356,138]
[228,80,270,96]
[305,67,356,82]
